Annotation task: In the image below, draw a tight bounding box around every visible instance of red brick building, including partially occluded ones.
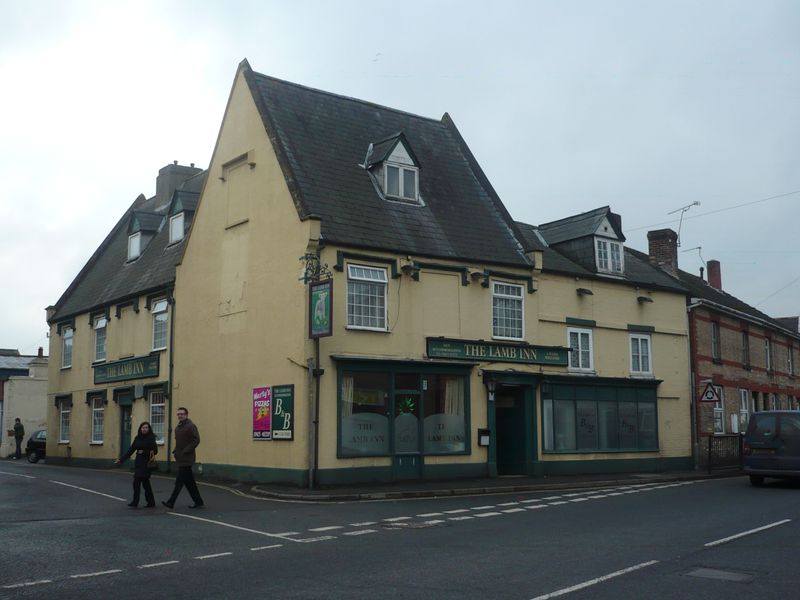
[647,229,800,463]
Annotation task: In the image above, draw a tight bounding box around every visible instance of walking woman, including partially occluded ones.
[115,422,158,508]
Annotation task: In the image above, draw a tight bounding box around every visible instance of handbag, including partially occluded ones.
[146,450,158,471]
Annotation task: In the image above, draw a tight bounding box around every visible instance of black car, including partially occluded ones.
[26,429,46,463]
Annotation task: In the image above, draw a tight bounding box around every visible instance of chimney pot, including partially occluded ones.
[173,160,178,165]
[707,259,722,290]
[38,346,43,357]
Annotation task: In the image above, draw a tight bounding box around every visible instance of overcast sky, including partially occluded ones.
[2,0,799,356]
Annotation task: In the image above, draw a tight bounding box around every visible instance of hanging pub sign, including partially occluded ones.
[309,279,333,338]
[252,387,272,440]
[271,384,294,440]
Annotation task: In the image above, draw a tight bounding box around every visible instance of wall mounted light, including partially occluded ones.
[637,295,654,303]
[400,262,421,280]
[576,288,594,296]
[485,377,497,402]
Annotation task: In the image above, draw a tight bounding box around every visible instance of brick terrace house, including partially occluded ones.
[647,229,800,462]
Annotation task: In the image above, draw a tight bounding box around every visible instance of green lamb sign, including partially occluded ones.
[426,338,569,366]
[94,355,160,384]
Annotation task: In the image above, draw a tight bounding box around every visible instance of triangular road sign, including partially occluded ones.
[700,382,721,403]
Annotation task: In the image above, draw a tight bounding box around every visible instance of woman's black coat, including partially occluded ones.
[121,434,158,478]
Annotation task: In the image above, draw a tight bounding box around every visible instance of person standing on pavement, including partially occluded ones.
[114,421,158,508]
[13,418,24,459]
[162,407,204,509]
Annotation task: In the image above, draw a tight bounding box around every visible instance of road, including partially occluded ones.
[1,460,798,599]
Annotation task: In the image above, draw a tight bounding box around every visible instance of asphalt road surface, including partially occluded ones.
[1,460,798,599]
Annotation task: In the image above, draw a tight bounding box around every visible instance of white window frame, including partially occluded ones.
[128,232,141,261]
[90,396,104,444]
[713,385,725,434]
[567,327,593,372]
[739,388,750,431]
[149,390,166,445]
[59,404,71,443]
[629,333,653,375]
[152,299,169,351]
[346,264,388,331]
[93,316,107,363]
[595,238,624,274]
[62,326,73,369]
[169,213,185,244]
[711,322,721,360]
[492,281,524,341]
[384,162,418,201]
[765,338,773,371]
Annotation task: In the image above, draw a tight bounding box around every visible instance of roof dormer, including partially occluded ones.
[593,214,625,275]
[167,189,199,245]
[364,133,422,204]
[127,210,161,261]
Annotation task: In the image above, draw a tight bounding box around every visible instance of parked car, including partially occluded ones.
[743,411,800,486]
[25,429,46,463]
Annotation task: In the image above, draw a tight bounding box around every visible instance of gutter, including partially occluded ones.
[689,297,800,342]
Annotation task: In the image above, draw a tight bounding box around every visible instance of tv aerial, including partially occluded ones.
[667,201,700,246]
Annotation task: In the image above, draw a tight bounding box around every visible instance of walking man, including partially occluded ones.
[162,407,204,509]
[13,418,24,459]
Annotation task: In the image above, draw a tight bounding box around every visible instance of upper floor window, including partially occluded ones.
[93,316,107,362]
[152,299,169,350]
[765,338,773,371]
[347,265,388,331]
[492,282,524,340]
[741,330,750,366]
[169,213,185,244]
[788,343,795,376]
[711,322,721,360]
[596,239,623,274]
[567,328,593,371]
[62,327,73,369]
[128,232,141,261]
[385,163,418,201]
[630,334,652,375]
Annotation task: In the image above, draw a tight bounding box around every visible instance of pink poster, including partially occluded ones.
[253,387,272,440]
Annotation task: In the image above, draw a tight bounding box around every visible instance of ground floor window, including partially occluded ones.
[90,396,104,443]
[713,385,725,434]
[59,404,71,443]
[339,367,468,457]
[542,383,658,452]
[149,390,166,444]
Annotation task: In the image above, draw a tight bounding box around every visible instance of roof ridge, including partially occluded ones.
[539,205,611,229]
[249,70,446,126]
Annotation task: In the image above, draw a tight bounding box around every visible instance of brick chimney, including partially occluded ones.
[707,259,722,290]
[647,229,679,276]
[156,161,203,204]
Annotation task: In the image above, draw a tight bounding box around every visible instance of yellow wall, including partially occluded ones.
[46,301,172,461]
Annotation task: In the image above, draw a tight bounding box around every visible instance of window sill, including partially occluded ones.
[491,336,525,342]
[568,369,596,375]
[345,326,390,334]
[630,373,655,379]
[60,366,72,371]
[151,347,167,353]
[542,448,659,455]
[92,359,106,365]
[58,441,70,445]
[89,442,104,446]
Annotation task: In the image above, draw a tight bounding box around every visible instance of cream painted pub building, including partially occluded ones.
[170,61,693,486]
[46,163,204,466]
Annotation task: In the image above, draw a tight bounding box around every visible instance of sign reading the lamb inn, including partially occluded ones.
[94,355,160,384]
[426,338,569,366]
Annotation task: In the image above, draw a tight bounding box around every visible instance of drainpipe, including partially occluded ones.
[166,290,175,473]
[311,337,322,489]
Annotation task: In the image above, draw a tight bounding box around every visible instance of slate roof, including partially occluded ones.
[132,210,163,233]
[515,220,686,293]
[0,352,37,376]
[242,63,529,267]
[777,317,799,333]
[538,206,625,245]
[672,268,800,336]
[50,170,206,323]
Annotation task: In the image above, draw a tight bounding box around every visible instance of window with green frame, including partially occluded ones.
[338,366,469,457]
[541,383,658,452]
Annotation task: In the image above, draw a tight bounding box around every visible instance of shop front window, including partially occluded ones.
[542,385,658,452]
[339,369,468,457]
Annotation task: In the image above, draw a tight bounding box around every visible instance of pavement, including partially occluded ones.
[237,469,741,502]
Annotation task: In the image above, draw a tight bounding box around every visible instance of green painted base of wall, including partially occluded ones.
[47,456,171,475]
[198,463,307,487]
[536,456,693,476]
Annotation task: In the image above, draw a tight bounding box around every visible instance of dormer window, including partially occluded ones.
[128,232,141,261]
[385,164,418,200]
[596,238,623,274]
[364,132,421,205]
[169,213,185,244]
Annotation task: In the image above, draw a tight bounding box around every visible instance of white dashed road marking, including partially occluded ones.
[417,512,444,517]
[2,580,52,589]
[350,521,377,526]
[297,535,337,543]
[70,570,122,579]
[195,552,233,560]
[309,526,343,532]
[251,544,283,551]
[343,529,378,536]
[169,512,300,542]
[383,516,412,522]
[475,512,502,517]
[529,560,659,600]
[705,519,792,548]
[138,561,180,569]
[50,480,126,502]
[444,509,470,514]
[0,471,35,478]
